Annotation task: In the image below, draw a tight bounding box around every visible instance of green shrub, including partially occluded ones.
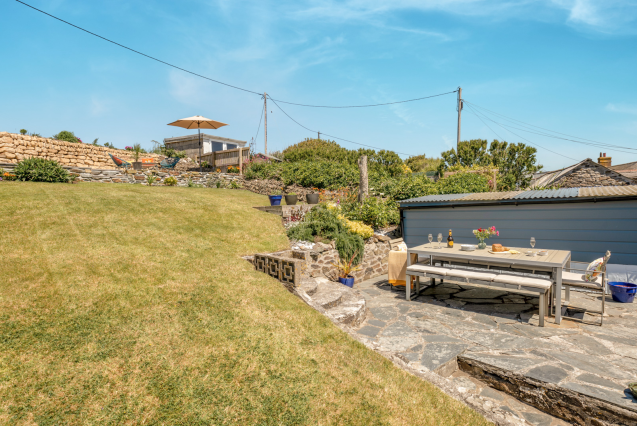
[14,158,70,183]
[146,175,157,185]
[335,232,364,266]
[342,197,400,229]
[164,176,178,186]
[286,204,347,241]
[377,174,439,201]
[437,172,489,194]
[230,180,240,189]
[19,129,27,135]
[52,131,80,143]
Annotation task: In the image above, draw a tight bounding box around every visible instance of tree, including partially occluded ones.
[405,154,442,172]
[489,140,542,190]
[439,139,542,191]
[52,130,80,143]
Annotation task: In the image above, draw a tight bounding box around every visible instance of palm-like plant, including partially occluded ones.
[332,250,362,279]
[133,143,142,162]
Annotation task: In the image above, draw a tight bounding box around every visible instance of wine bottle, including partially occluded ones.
[447,229,454,248]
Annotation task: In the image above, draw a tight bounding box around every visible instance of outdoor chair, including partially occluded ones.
[108,153,131,169]
[160,157,181,169]
[553,251,611,325]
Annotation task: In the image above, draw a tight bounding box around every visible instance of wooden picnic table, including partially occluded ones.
[407,243,572,324]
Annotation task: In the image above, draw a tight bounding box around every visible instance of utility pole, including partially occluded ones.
[264,92,268,156]
[457,87,462,153]
[318,131,320,140]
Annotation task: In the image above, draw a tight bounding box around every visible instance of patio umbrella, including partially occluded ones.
[167,115,228,172]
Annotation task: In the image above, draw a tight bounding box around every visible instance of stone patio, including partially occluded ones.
[355,275,637,426]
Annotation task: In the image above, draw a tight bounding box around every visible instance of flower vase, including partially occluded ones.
[477,239,487,250]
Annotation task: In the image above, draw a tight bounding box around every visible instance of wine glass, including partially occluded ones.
[530,237,536,254]
[437,233,443,249]
[428,234,433,246]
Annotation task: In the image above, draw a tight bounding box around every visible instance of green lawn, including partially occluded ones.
[0,182,489,425]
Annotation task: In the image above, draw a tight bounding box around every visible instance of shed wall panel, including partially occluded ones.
[403,200,637,265]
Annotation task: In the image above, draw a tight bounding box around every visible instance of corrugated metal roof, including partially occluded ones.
[401,193,469,204]
[460,191,524,201]
[512,188,579,199]
[579,186,637,197]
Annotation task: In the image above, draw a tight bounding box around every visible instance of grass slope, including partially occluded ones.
[0,183,489,425]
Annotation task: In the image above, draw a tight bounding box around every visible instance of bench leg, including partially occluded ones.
[539,293,546,327]
[565,285,570,305]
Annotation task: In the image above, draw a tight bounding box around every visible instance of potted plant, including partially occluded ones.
[285,192,298,205]
[306,193,319,204]
[132,143,143,170]
[473,226,499,250]
[333,251,362,288]
[268,190,283,206]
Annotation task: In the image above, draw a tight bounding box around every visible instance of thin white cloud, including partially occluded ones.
[606,103,637,115]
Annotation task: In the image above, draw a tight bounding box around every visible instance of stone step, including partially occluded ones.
[299,278,318,296]
[310,280,345,310]
[312,278,367,326]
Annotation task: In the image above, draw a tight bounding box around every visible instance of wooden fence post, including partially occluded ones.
[358,155,368,203]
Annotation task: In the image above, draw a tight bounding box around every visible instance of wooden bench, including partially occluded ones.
[406,264,552,327]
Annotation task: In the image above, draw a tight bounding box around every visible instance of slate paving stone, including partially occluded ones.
[410,344,423,352]
[369,306,398,321]
[407,317,447,335]
[458,331,538,350]
[521,411,553,426]
[471,314,498,327]
[445,299,466,308]
[422,286,461,296]
[377,335,421,352]
[397,303,413,314]
[490,314,519,324]
[575,373,627,391]
[357,325,381,338]
[399,352,421,363]
[561,334,614,356]
[406,311,426,319]
[585,330,637,347]
[367,319,386,328]
[452,376,477,391]
[612,343,637,360]
[461,353,541,371]
[468,303,535,314]
[480,386,506,401]
[525,365,570,384]
[548,351,627,380]
[562,381,637,409]
[381,321,416,337]
[420,343,469,372]
[362,289,380,296]
[511,323,578,338]
[456,298,503,304]
[454,288,509,299]
[422,334,466,343]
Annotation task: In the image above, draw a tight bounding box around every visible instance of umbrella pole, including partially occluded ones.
[199,126,202,173]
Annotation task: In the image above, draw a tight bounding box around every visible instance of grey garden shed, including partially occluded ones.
[399,187,637,266]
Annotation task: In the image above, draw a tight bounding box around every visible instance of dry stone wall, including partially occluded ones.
[0,132,163,168]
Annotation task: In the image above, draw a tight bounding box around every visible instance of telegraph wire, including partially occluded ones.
[253,103,265,146]
[464,100,637,153]
[465,103,579,161]
[272,91,458,108]
[267,96,417,157]
[17,0,456,110]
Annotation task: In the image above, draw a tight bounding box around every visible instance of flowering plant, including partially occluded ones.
[125,146,133,151]
[473,226,499,240]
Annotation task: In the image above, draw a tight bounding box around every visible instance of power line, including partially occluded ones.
[17,0,456,110]
[464,100,637,153]
[272,90,458,108]
[465,103,579,161]
[267,96,417,157]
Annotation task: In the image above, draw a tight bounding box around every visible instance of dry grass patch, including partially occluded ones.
[0,182,490,425]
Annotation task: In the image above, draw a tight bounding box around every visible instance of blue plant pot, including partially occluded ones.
[338,275,355,288]
[608,282,637,303]
[268,195,282,206]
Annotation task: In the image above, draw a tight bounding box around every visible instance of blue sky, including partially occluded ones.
[2,0,637,170]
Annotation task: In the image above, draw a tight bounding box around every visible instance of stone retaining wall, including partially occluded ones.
[0,132,163,169]
[251,236,400,288]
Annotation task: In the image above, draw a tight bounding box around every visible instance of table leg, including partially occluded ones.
[555,267,562,325]
[406,251,412,301]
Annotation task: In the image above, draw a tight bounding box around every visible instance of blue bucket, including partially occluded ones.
[608,282,637,303]
[268,195,282,206]
[338,276,355,288]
